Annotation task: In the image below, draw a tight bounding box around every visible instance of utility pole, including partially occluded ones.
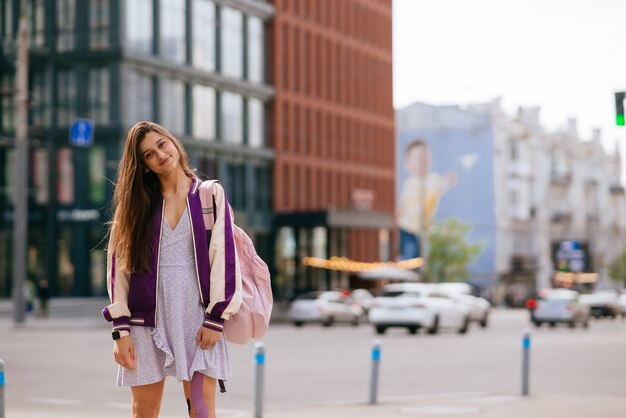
[13,0,29,324]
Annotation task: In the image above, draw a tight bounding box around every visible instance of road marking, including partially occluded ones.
[28,397,85,406]
[401,406,481,415]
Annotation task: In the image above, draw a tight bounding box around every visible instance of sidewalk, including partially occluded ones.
[7,393,626,417]
[261,392,626,418]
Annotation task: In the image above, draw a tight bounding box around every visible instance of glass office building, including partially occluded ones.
[0,0,275,297]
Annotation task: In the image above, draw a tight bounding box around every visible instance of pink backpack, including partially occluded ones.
[199,180,273,344]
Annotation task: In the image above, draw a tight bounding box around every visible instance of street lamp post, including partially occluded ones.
[12,0,29,324]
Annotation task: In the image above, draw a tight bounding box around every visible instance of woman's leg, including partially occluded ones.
[130,379,166,418]
[182,372,217,418]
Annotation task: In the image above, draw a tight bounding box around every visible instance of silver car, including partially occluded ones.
[530,289,590,328]
[288,291,364,327]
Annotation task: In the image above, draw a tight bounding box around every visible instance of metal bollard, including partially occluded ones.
[254,342,265,418]
[0,358,5,418]
[369,340,381,405]
[521,328,531,396]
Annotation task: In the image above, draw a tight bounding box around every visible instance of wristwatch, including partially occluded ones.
[112,330,121,340]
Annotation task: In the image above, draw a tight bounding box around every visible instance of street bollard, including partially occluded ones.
[521,328,531,396]
[254,342,265,418]
[369,340,381,405]
[0,358,5,418]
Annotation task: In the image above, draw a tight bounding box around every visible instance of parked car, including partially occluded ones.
[288,291,364,327]
[529,289,590,328]
[351,288,375,314]
[579,291,620,319]
[368,283,471,335]
[438,283,491,328]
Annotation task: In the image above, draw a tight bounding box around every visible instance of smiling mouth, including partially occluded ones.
[159,156,172,166]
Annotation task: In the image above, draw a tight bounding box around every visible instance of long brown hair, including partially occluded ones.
[108,121,195,273]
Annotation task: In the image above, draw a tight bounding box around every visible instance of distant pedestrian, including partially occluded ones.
[24,275,36,315]
[102,121,242,418]
[37,278,50,318]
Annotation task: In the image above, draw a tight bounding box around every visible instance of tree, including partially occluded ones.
[609,250,626,286]
[425,218,484,283]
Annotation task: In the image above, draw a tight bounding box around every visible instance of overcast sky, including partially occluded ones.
[393,0,626,155]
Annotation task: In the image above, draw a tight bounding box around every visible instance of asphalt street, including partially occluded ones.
[0,305,625,417]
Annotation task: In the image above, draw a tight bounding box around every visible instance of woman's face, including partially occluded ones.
[138,131,181,176]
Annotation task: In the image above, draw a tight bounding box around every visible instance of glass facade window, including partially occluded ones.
[160,0,186,64]
[247,16,264,83]
[56,69,77,127]
[57,0,76,52]
[33,148,49,205]
[227,161,245,209]
[124,68,153,124]
[248,98,264,148]
[192,85,216,140]
[32,71,50,129]
[125,0,153,54]
[31,0,45,48]
[90,0,109,49]
[2,1,13,51]
[57,148,74,205]
[89,147,106,203]
[1,73,15,132]
[221,91,243,144]
[192,0,216,72]
[254,165,271,211]
[220,6,243,79]
[89,67,110,125]
[159,77,185,135]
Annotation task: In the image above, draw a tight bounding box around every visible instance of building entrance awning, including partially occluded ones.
[275,208,394,229]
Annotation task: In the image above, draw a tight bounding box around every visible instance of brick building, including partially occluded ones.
[269,0,395,298]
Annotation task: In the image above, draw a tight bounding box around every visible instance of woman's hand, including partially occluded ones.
[196,326,222,350]
[113,336,136,370]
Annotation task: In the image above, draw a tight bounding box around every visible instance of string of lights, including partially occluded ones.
[302,256,423,272]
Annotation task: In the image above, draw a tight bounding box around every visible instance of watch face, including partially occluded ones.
[112,331,121,340]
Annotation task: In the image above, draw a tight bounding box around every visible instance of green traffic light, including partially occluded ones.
[618,114,625,126]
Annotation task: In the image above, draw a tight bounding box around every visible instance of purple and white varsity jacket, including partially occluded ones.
[102,177,242,334]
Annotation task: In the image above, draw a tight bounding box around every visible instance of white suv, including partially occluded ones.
[368,283,471,335]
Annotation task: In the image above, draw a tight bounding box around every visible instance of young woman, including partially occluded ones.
[102,121,242,418]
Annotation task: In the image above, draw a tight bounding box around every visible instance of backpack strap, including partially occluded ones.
[199,180,219,230]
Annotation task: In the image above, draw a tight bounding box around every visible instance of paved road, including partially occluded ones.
[0,306,625,417]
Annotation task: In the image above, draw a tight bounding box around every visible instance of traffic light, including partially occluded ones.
[617,92,625,126]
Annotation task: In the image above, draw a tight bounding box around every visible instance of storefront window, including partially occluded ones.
[193,0,216,71]
[159,77,185,135]
[275,227,296,300]
[192,85,216,140]
[124,68,153,124]
[247,16,264,83]
[57,227,74,296]
[57,0,76,52]
[220,91,243,144]
[125,0,153,54]
[90,226,106,296]
[220,6,243,79]
[90,0,109,49]
[160,0,186,63]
